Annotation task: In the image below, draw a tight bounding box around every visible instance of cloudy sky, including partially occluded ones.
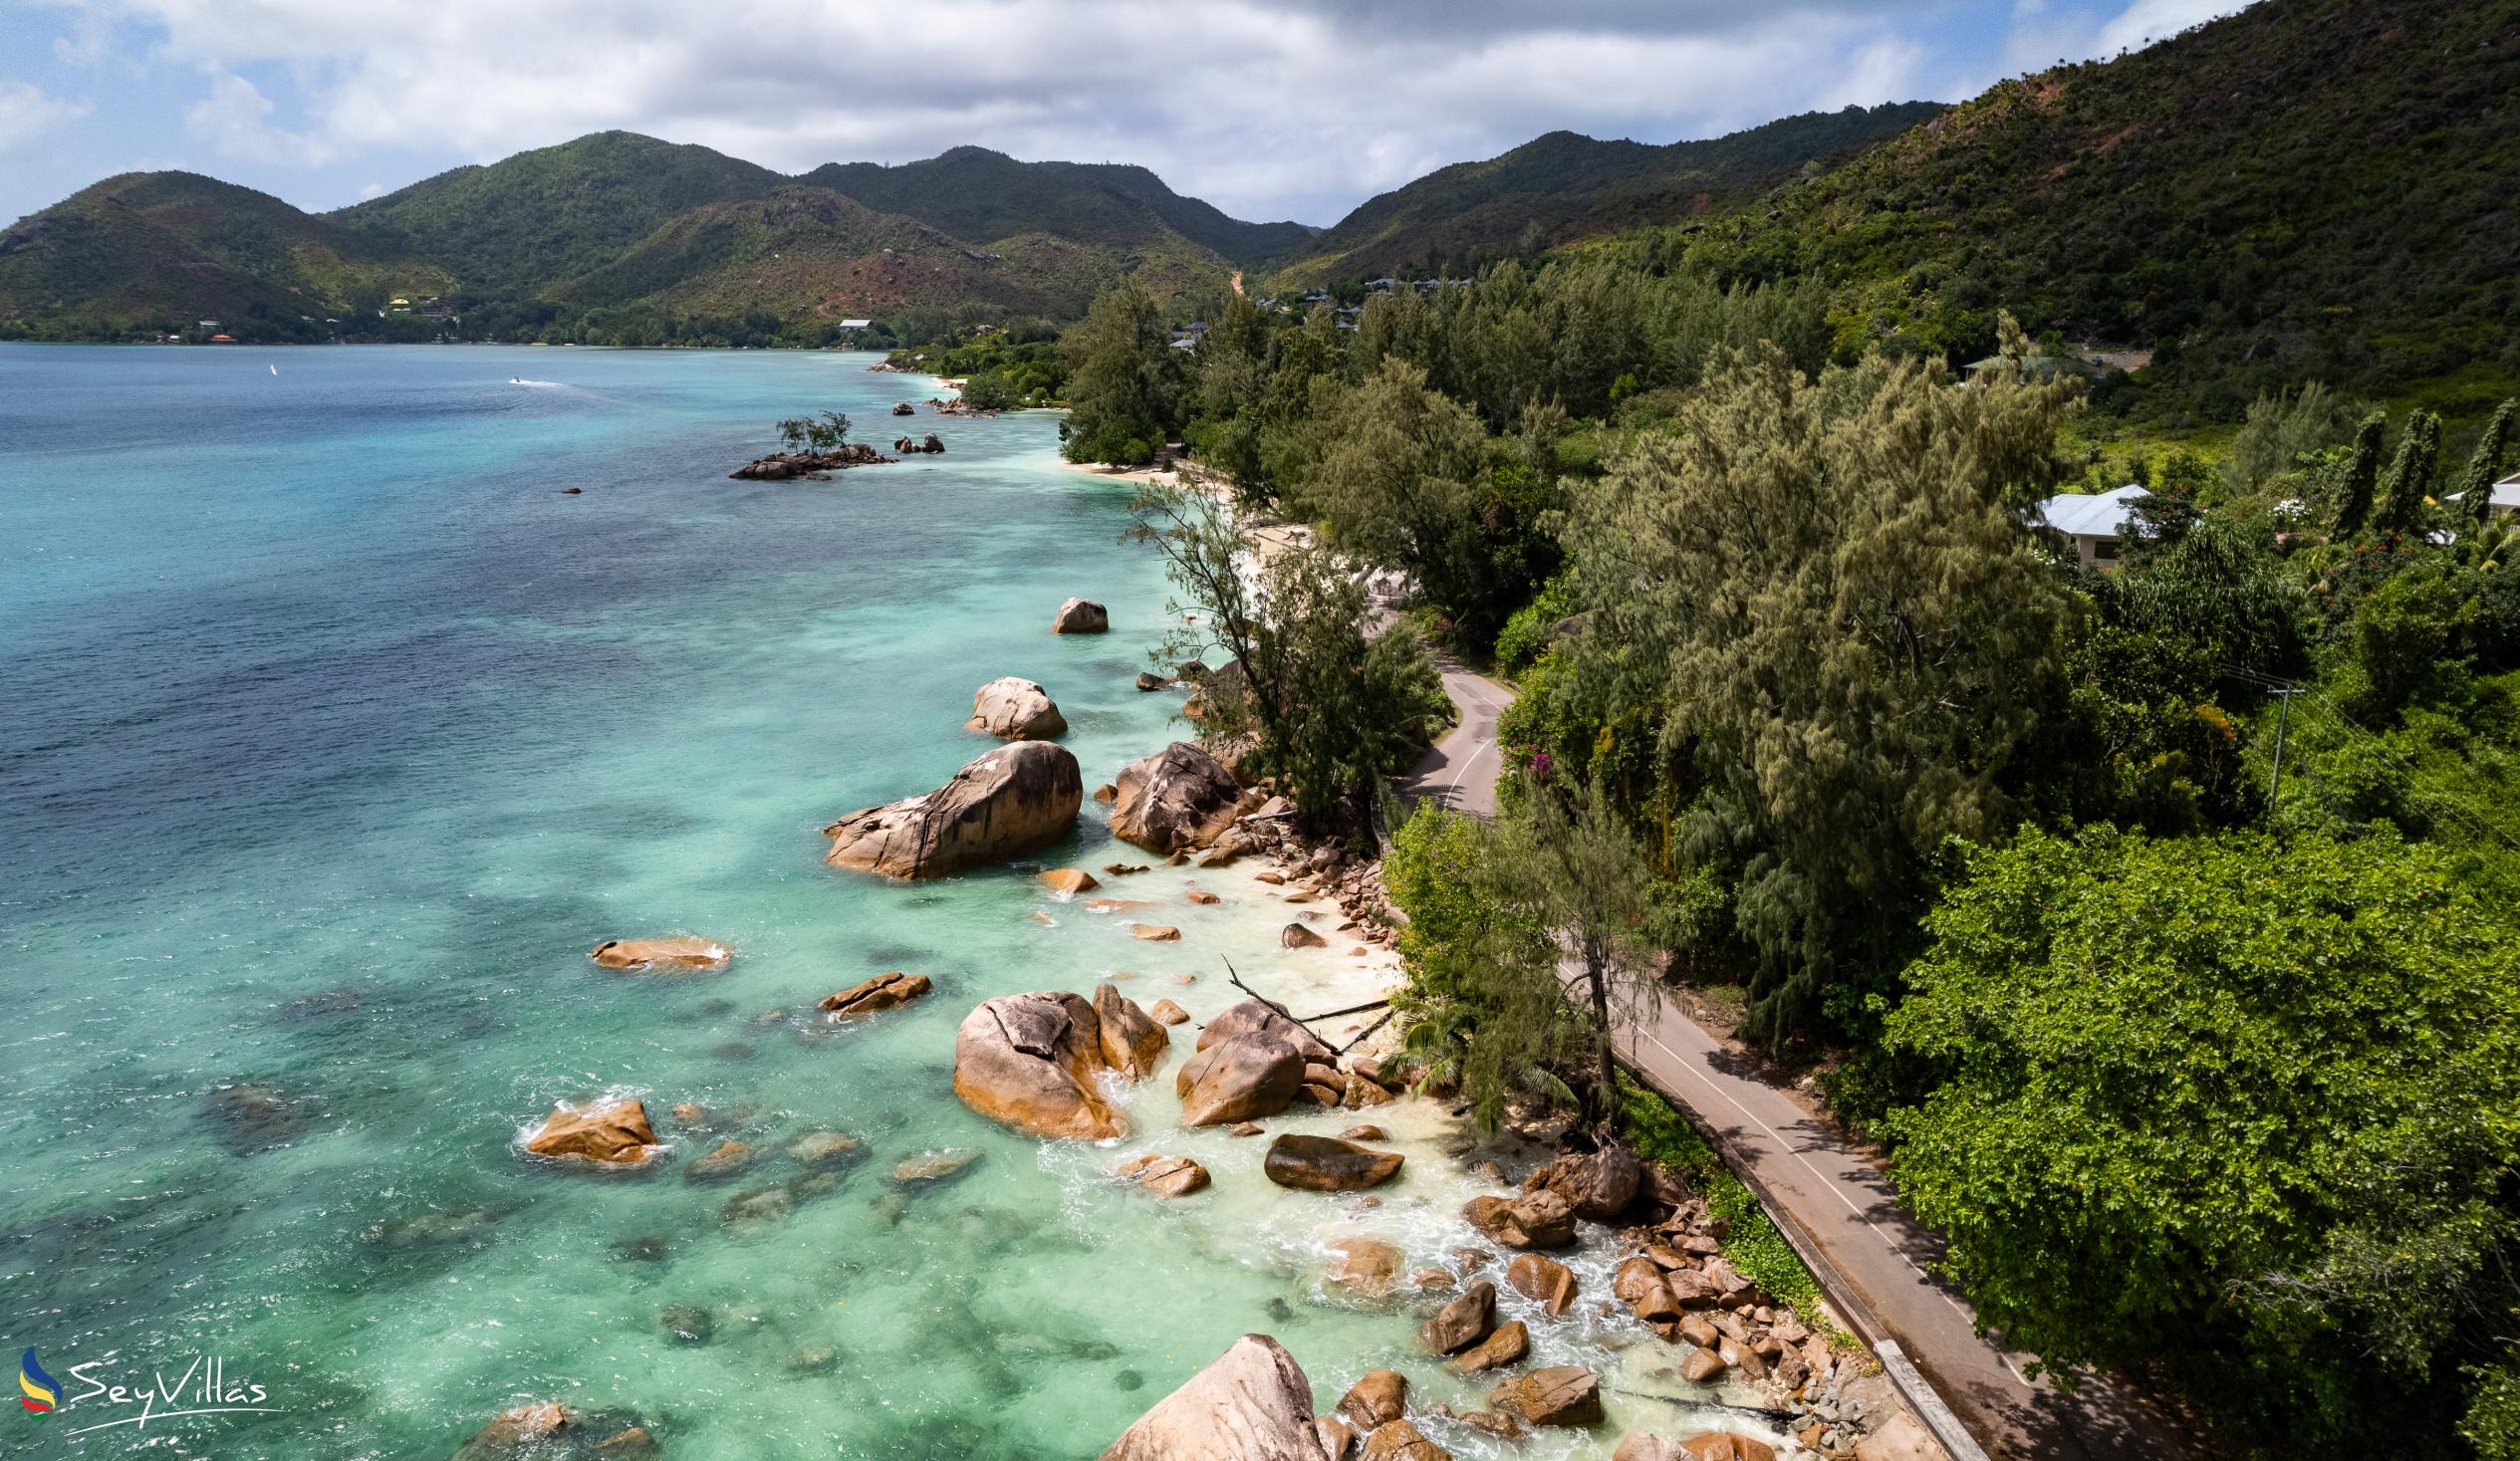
[0,0,2250,229]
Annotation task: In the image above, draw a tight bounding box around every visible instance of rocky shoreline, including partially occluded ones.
[462,582,1935,1461]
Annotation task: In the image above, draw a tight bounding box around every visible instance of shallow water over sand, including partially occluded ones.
[0,344,1785,1459]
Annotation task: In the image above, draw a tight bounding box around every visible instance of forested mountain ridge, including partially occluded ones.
[0,170,453,335]
[1278,103,1945,284]
[805,146,1312,266]
[1669,0,2520,421]
[335,131,785,297]
[0,133,1289,344]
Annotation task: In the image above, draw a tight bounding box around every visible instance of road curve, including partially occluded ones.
[1394,652,1512,818]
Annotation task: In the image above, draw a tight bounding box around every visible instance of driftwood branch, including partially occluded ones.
[1222,958,1393,1050]
[1333,1007,1396,1056]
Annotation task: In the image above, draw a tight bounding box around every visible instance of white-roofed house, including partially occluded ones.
[2031,484,2152,570]
[2472,471,2520,521]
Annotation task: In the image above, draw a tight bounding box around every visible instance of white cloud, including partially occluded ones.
[35,0,1970,220]
[0,81,95,155]
[35,0,2261,221]
[182,70,336,165]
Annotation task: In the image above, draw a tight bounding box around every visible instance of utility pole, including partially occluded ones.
[2267,685,2300,810]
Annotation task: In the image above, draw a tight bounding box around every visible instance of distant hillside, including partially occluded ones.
[0,171,450,335]
[1032,160,1315,264]
[1282,103,1943,283]
[552,185,1112,320]
[1677,0,2520,417]
[337,131,782,297]
[800,145,1275,277]
[0,133,1290,342]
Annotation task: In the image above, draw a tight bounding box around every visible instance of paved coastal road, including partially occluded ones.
[1393,652,1512,817]
[1396,670,2184,1461]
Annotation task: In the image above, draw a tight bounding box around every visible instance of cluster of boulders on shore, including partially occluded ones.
[1232,1127,1906,1461]
[727,442,893,479]
[1094,1322,1914,1461]
[471,590,1937,1461]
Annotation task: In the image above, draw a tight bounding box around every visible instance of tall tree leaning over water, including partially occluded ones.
[1560,317,2082,1039]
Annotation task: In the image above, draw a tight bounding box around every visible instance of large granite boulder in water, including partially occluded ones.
[590,936,731,972]
[1053,598,1110,634]
[1264,1134,1403,1192]
[1522,1141,1642,1222]
[967,676,1069,740]
[825,741,1081,879]
[1095,981,1169,1080]
[1110,742,1244,852]
[1198,998,1336,1066]
[953,991,1131,1139]
[1098,1335,1330,1460]
[1176,1033,1308,1127]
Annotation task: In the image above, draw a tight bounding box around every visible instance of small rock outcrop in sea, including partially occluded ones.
[888,432,946,454]
[1358,1417,1450,1459]
[1281,922,1329,950]
[1095,980,1170,1079]
[1324,1237,1405,1300]
[1053,597,1110,634]
[1420,1280,1497,1354]
[1338,1369,1407,1430]
[1096,1335,1327,1460]
[1463,1190,1578,1249]
[522,1097,659,1166]
[953,990,1158,1139]
[819,971,931,1019]
[1110,742,1244,852]
[968,676,1069,740]
[729,443,892,479]
[892,401,915,415]
[1176,1032,1307,1127]
[451,1401,658,1461]
[1487,1365,1603,1428]
[199,1082,306,1155]
[1117,1152,1210,1197]
[1616,1434,1778,1461]
[1505,1253,1580,1318]
[592,936,731,972]
[1263,1134,1403,1192]
[824,741,1082,879]
[1041,867,1100,897]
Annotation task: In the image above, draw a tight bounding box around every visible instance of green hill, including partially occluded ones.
[336,130,783,296]
[0,171,450,337]
[799,145,1254,274]
[1280,104,1943,283]
[551,185,1109,320]
[1032,159,1315,264]
[1674,0,2520,419]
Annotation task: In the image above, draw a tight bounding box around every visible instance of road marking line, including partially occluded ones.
[1623,1020,2035,1387]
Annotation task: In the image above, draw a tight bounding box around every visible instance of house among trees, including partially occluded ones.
[2469,470,2520,520]
[2031,484,2150,569]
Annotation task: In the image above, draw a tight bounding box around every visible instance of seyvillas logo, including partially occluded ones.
[19,1349,57,1414]
[13,1349,281,1437]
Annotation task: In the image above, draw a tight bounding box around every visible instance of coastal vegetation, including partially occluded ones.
[1037,2,2520,1448]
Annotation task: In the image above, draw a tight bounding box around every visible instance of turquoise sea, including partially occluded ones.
[0,345,1780,1460]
